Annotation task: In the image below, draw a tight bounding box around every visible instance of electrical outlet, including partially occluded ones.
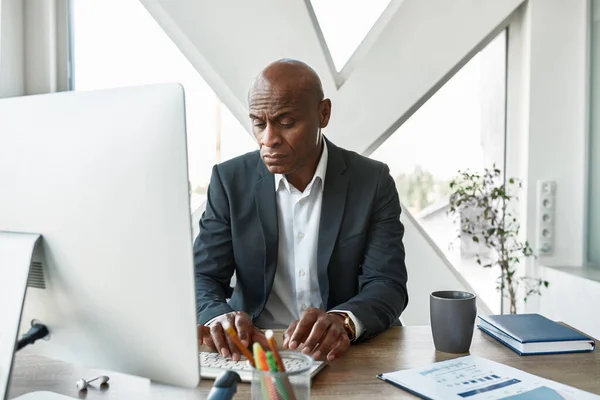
[536,180,556,256]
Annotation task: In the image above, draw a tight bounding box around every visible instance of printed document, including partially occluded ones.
[378,355,600,399]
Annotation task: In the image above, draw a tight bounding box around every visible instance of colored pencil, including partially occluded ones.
[265,330,297,400]
[221,321,256,367]
[253,343,271,400]
[267,351,291,400]
[265,330,285,371]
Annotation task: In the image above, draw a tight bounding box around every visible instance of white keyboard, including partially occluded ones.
[199,351,326,382]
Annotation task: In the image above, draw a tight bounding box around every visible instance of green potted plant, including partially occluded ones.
[447,166,548,314]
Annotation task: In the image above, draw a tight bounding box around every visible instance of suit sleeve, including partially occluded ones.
[333,164,408,340]
[193,165,235,325]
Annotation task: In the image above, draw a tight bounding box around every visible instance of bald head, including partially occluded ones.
[248,59,331,184]
[249,59,324,104]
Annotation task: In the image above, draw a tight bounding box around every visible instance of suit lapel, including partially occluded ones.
[254,160,278,308]
[317,140,348,308]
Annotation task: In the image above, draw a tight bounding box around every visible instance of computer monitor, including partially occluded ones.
[0,84,200,396]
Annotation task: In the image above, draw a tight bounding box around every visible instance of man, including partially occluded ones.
[194,59,408,362]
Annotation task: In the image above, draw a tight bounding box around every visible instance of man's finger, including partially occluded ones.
[283,321,298,348]
[252,327,270,349]
[327,333,351,361]
[289,311,319,350]
[301,316,330,355]
[234,313,252,348]
[197,325,209,341]
[225,330,241,361]
[313,325,341,359]
[210,323,230,358]
[198,325,214,348]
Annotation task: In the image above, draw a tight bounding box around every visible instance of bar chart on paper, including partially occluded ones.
[419,358,571,399]
[420,359,522,397]
[377,355,600,400]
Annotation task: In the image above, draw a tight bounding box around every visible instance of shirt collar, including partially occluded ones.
[275,140,328,193]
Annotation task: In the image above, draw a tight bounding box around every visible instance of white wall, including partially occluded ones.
[23,2,58,94]
[539,267,600,339]
[524,0,589,269]
[0,0,24,97]
[507,0,594,317]
[0,0,68,97]
[589,0,600,265]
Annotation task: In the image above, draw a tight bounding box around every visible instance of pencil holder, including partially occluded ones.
[251,351,313,400]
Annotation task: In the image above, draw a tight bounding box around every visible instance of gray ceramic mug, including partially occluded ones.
[430,290,477,353]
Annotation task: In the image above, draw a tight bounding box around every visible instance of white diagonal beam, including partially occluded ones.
[327,0,525,154]
[140,0,336,129]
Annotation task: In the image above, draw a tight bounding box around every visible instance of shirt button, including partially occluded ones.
[299,270,306,277]
[300,304,307,312]
[298,232,305,239]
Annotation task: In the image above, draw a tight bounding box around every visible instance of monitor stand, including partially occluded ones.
[0,232,70,400]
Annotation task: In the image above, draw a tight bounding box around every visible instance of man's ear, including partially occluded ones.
[319,99,332,128]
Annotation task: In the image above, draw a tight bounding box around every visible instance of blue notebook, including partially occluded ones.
[477,313,595,355]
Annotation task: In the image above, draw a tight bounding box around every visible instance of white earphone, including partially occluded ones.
[76,375,110,391]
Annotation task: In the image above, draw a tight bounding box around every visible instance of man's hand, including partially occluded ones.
[197,311,268,361]
[283,308,350,361]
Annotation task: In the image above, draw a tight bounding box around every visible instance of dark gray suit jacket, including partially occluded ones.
[193,139,408,340]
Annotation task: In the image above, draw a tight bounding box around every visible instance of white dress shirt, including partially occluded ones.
[208,141,364,340]
[255,141,364,339]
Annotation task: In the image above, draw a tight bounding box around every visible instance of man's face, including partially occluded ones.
[248,82,331,175]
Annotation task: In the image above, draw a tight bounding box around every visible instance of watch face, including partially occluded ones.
[345,317,354,329]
